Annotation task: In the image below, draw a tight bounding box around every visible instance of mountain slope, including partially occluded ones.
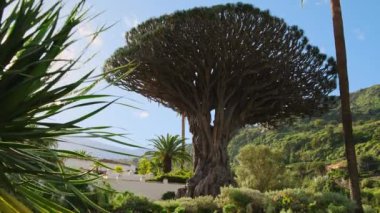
[228,84,380,164]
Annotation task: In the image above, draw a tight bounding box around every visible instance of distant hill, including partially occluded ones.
[228,84,380,164]
[57,137,146,159]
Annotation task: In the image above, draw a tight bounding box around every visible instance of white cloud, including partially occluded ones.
[137,111,149,119]
[124,15,140,30]
[353,28,366,41]
[77,24,103,47]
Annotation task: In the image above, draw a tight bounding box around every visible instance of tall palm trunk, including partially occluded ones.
[330,0,363,212]
[163,155,172,173]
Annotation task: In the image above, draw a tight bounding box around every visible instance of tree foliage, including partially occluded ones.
[235,145,285,192]
[228,85,380,164]
[146,134,190,173]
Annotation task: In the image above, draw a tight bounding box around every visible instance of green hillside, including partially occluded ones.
[228,84,380,164]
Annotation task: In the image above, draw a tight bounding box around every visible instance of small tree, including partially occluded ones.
[137,157,152,175]
[146,134,190,173]
[105,3,336,196]
[235,145,285,192]
[115,166,124,174]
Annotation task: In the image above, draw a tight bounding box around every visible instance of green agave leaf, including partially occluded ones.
[0,188,32,213]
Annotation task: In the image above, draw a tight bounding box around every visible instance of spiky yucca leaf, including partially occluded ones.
[0,0,136,212]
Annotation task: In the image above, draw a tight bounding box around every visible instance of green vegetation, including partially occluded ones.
[227,84,380,210]
[145,134,191,173]
[236,145,285,192]
[229,85,380,164]
[155,187,356,212]
[1,0,377,211]
[114,166,124,174]
[147,170,193,184]
[110,192,162,213]
[0,0,136,212]
[137,157,153,175]
[105,2,337,196]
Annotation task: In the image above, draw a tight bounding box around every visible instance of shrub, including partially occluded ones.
[216,187,268,212]
[235,145,286,192]
[223,204,238,213]
[266,188,314,212]
[307,175,347,194]
[359,155,380,174]
[174,206,186,213]
[155,199,180,212]
[313,192,356,213]
[111,192,162,213]
[148,173,190,183]
[178,196,218,213]
[162,191,176,200]
[137,157,152,175]
[362,188,380,208]
[374,189,380,206]
[267,188,356,213]
[157,196,218,213]
[114,165,124,174]
[363,204,378,213]
[361,178,380,188]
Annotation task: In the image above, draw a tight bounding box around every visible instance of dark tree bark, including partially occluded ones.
[105,3,337,197]
[186,110,237,196]
[163,155,172,173]
[330,1,363,211]
[180,112,186,169]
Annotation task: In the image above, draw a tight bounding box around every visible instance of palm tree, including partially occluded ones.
[329,1,363,211]
[300,1,363,211]
[147,134,191,173]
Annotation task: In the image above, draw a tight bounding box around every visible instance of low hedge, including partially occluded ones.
[147,174,189,183]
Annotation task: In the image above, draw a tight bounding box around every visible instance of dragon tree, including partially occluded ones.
[104,3,337,196]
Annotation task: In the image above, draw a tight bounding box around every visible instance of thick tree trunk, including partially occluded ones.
[330,0,363,212]
[185,114,236,197]
[181,112,186,169]
[163,155,172,173]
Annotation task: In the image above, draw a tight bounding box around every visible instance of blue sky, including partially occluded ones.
[55,0,380,154]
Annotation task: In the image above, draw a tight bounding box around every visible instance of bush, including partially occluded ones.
[174,206,186,213]
[137,157,152,175]
[158,196,218,213]
[361,178,380,188]
[223,204,238,213]
[216,187,268,212]
[179,196,218,213]
[266,189,356,213]
[359,155,380,174]
[114,165,124,174]
[148,170,192,183]
[155,199,180,212]
[148,174,188,183]
[313,192,356,213]
[267,188,314,212]
[235,145,286,191]
[363,204,378,213]
[307,176,347,194]
[162,191,176,200]
[111,192,162,213]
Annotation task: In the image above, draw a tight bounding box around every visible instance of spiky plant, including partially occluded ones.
[146,134,191,173]
[0,0,137,212]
